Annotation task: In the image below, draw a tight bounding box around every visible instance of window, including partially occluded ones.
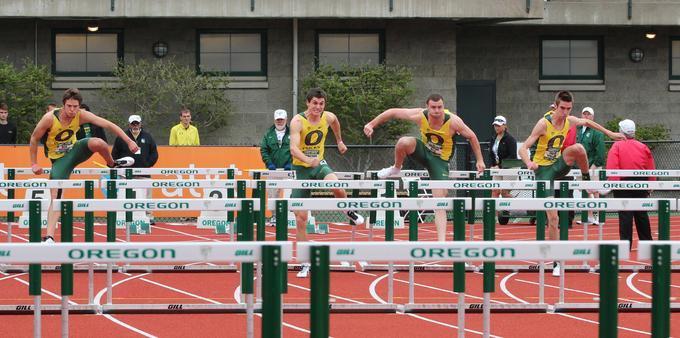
[197,30,267,76]
[53,30,123,76]
[540,37,603,80]
[316,31,384,70]
[671,37,680,79]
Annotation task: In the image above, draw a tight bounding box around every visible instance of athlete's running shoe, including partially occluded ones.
[377,166,401,179]
[296,263,311,278]
[552,262,561,277]
[42,235,55,244]
[109,156,135,168]
[345,210,365,226]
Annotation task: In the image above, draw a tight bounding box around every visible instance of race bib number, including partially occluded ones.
[56,141,74,154]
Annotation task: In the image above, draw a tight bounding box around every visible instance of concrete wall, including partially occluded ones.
[457,25,680,140]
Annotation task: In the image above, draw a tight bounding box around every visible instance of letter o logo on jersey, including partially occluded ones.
[304,130,324,146]
[546,135,565,150]
[424,133,444,145]
[55,129,75,142]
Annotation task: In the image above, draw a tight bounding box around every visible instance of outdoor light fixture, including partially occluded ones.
[645,31,656,39]
[629,48,644,63]
[152,41,169,58]
[87,25,99,32]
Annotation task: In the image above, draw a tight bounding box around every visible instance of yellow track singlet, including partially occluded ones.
[44,109,81,160]
[419,109,455,161]
[292,111,329,167]
[533,114,570,166]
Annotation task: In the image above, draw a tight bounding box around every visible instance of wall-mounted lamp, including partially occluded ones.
[87,25,99,32]
[629,48,644,63]
[152,41,169,58]
[645,32,656,39]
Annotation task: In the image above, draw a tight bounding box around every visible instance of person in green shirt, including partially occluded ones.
[260,109,292,170]
[576,106,606,225]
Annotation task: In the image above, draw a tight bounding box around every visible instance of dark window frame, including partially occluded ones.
[315,29,386,70]
[670,36,680,80]
[51,28,124,77]
[196,29,268,77]
[539,36,604,80]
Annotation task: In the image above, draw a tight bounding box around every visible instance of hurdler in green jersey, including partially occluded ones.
[29,88,139,243]
[289,88,365,278]
[363,93,486,241]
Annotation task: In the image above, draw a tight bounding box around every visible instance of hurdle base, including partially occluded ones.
[120,264,238,273]
[288,262,355,272]
[0,264,121,273]
[492,264,593,273]
[552,302,680,312]
[358,261,477,272]
[601,264,680,272]
[0,304,98,314]
[403,303,548,313]
[102,303,247,314]
[281,303,398,313]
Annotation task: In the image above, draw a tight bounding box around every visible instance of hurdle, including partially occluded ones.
[638,241,680,338]
[0,240,292,338]
[299,240,629,338]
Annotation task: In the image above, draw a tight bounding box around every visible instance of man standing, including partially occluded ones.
[169,108,200,146]
[576,107,606,225]
[30,88,137,243]
[290,88,364,278]
[260,109,292,171]
[112,114,159,223]
[0,103,17,144]
[519,91,623,276]
[363,94,486,242]
[606,119,655,250]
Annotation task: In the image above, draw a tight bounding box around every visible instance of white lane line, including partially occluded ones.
[230,285,313,336]
[150,225,219,242]
[0,229,29,242]
[136,276,221,304]
[287,283,363,304]
[515,278,644,303]
[626,273,651,299]
[72,226,127,242]
[93,273,156,338]
[500,272,528,304]
[368,272,497,337]
[0,272,27,281]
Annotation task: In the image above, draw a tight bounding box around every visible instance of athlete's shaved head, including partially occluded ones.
[426,93,444,104]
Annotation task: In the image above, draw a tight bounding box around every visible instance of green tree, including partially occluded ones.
[299,64,414,171]
[98,58,232,144]
[0,59,53,143]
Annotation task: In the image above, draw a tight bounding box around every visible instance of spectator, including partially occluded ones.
[0,103,17,144]
[260,109,292,170]
[487,115,517,200]
[169,108,200,146]
[112,114,159,224]
[606,119,655,250]
[76,104,107,143]
[46,103,57,113]
[576,107,606,225]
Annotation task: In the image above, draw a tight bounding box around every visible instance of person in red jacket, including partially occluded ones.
[606,119,655,250]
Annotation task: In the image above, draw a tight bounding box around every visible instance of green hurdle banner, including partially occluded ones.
[297,241,630,262]
[0,179,98,189]
[6,167,242,176]
[568,180,680,190]
[473,198,677,211]
[264,180,388,190]
[101,179,239,189]
[366,169,477,179]
[0,241,293,264]
[267,197,472,211]
[417,180,543,190]
[601,169,680,177]
[50,198,261,212]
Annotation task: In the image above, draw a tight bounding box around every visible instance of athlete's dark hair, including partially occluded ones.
[425,93,444,104]
[554,90,574,104]
[62,88,83,104]
[0,103,7,111]
[305,88,327,102]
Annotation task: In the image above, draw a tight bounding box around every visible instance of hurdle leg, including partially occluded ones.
[246,294,254,338]
[33,295,41,338]
[539,261,545,305]
[106,263,113,304]
[408,262,414,304]
[7,219,11,243]
[482,292,490,338]
[88,264,94,305]
[457,293,465,338]
[61,296,69,338]
[256,262,262,303]
[558,260,565,304]
[388,262,394,304]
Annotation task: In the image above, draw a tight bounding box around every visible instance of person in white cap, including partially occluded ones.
[112,114,159,223]
[260,109,292,171]
[575,107,606,225]
[606,119,655,250]
[519,91,624,276]
[487,115,517,205]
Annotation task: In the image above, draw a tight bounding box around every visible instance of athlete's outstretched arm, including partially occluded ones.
[520,119,547,170]
[567,115,624,140]
[29,112,53,174]
[326,112,347,154]
[80,111,139,153]
[450,115,486,173]
[363,108,422,138]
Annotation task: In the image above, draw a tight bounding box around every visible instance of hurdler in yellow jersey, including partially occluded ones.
[288,88,365,255]
[29,88,139,243]
[364,94,486,242]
